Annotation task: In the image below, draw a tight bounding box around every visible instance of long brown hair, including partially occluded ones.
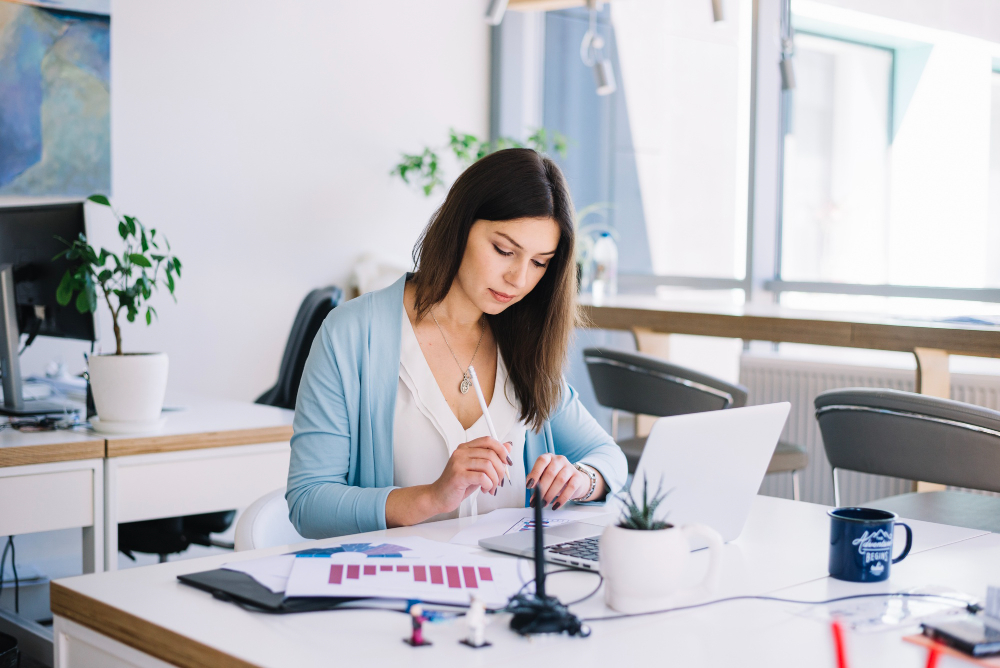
[410,148,578,431]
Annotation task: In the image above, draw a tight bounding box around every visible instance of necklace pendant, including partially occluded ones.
[460,372,472,394]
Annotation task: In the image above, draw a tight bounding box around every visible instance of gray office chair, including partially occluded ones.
[584,347,808,500]
[815,388,1000,533]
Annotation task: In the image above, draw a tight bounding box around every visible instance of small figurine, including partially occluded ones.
[460,596,492,649]
[404,603,432,647]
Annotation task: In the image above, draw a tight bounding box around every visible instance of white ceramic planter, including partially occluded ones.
[88,353,169,433]
[599,522,724,613]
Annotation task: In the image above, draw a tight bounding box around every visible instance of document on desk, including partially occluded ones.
[448,507,600,546]
[221,536,458,595]
[283,552,524,606]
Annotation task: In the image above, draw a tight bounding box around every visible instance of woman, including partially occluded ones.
[287,148,626,538]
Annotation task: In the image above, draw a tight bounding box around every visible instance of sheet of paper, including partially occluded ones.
[284,553,525,606]
[796,586,977,633]
[221,554,295,594]
[222,536,468,594]
[448,507,603,546]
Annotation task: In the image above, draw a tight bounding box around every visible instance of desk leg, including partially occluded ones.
[82,460,104,573]
[914,347,950,493]
[104,458,119,572]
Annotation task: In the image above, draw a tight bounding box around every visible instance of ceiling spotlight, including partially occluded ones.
[580,1,616,96]
[485,0,509,26]
[711,0,725,22]
[593,59,617,96]
[780,37,796,90]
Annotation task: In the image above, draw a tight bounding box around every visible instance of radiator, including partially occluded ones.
[740,353,1000,506]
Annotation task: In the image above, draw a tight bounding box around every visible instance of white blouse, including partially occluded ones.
[393,308,528,521]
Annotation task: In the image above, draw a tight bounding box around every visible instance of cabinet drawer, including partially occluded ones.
[0,469,94,535]
[115,448,290,523]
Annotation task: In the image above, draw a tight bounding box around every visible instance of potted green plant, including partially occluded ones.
[55,195,181,433]
[599,477,724,613]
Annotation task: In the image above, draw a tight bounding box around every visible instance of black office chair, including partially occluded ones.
[815,388,1000,533]
[256,286,343,409]
[584,347,809,500]
[118,286,343,562]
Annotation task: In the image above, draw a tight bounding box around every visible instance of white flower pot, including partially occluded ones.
[599,522,724,613]
[88,353,169,433]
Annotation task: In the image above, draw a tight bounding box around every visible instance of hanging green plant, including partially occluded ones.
[392,127,569,196]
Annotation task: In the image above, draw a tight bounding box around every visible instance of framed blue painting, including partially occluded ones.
[0,0,110,197]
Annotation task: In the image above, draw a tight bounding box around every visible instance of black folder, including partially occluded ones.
[178,568,361,614]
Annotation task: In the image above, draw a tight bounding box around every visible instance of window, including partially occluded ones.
[780,34,892,285]
[777,4,1000,296]
[498,0,1000,309]
[538,1,752,283]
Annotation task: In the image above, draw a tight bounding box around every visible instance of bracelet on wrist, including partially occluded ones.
[574,463,598,502]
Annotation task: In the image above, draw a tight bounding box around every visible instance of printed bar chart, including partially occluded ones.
[328,563,493,590]
[285,556,519,605]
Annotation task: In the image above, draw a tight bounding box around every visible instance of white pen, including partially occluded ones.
[467,366,512,487]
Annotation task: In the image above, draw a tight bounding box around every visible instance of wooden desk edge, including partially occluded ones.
[105,425,294,457]
[582,305,1000,358]
[50,582,259,668]
[0,439,105,468]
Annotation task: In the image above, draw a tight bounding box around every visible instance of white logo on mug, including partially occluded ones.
[852,529,892,565]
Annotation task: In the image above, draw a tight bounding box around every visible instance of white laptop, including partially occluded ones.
[478,402,791,570]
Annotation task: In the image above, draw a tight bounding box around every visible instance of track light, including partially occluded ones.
[485,0,508,26]
[711,0,724,22]
[780,38,796,90]
[593,59,617,96]
[580,1,616,96]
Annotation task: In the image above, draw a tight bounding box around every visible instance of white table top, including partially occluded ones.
[51,496,994,667]
[0,418,103,467]
[98,393,294,456]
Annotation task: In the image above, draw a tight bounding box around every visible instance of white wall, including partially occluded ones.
[4,1,489,596]
[22,0,490,402]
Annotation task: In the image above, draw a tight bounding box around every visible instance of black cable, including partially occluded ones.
[581,592,980,623]
[565,573,604,607]
[489,567,581,614]
[8,537,17,614]
[0,538,9,610]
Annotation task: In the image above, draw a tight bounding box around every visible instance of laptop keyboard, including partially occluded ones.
[547,536,600,563]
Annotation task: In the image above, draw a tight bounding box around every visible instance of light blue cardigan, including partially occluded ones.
[286,274,627,538]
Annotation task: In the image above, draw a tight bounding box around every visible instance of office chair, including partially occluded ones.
[234,487,306,551]
[118,286,342,562]
[256,286,343,409]
[815,388,1000,533]
[584,347,809,500]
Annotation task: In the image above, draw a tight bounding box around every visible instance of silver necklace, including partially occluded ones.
[429,309,486,394]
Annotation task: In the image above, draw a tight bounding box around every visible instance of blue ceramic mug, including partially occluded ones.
[828,507,912,582]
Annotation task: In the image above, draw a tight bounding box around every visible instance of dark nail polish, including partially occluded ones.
[526,478,535,489]
[530,493,537,508]
[506,455,513,465]
[501,477,505,487]
[542,499,548,507]
[552,502,561,511]
[493,488,497,496]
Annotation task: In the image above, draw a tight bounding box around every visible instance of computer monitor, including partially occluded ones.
[0,202,97,415]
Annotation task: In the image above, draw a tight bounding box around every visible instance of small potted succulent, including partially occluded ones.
[599,477,724,613]
[55,195,181,433]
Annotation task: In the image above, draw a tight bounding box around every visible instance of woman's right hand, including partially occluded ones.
[428,437,512,514]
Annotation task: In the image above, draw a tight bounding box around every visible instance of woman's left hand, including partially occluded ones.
[526,454,593,510]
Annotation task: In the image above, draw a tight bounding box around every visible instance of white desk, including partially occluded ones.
[101,395,293,571]
[0,423,105,666]
[0,424,105,573]
[49,496,993,668]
